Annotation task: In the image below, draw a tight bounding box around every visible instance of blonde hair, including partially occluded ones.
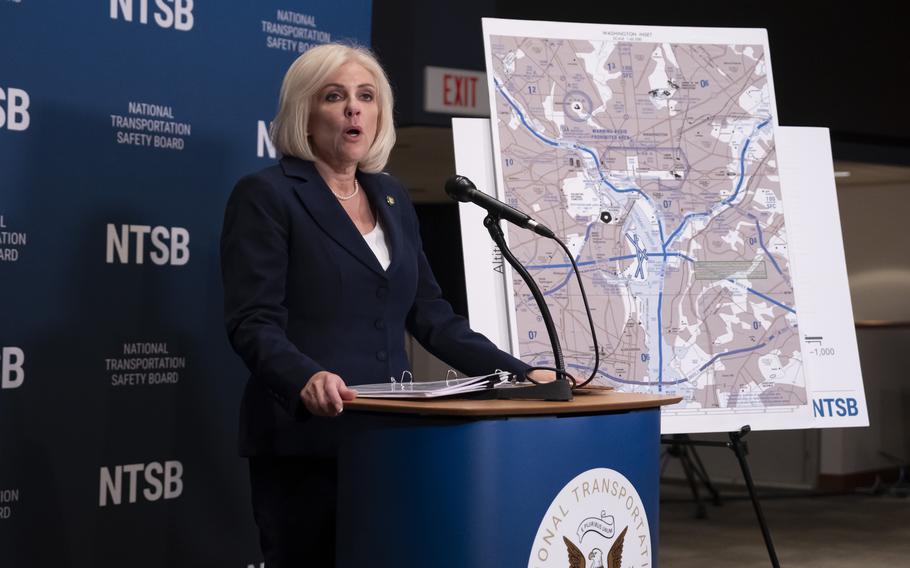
[270,43,396,173]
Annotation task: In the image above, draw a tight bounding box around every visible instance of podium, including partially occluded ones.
[338,392,680,568]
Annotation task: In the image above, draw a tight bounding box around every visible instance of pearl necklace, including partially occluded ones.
[331,178,360,201]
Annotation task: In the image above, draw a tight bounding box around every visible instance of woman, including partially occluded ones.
[220,43,535,566]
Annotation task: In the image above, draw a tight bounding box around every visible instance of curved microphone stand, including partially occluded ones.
[480,213,573,401]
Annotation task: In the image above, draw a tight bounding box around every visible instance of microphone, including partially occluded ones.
[445,175,555,239]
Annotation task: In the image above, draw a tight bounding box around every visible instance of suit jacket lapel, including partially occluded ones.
[282,157,387,278]
[359,172,404,276]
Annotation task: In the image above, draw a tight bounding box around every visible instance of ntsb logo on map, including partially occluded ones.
[528,468,651,568]
[812,397,860,418]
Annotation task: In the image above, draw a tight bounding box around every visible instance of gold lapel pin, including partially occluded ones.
[386,195,396,206]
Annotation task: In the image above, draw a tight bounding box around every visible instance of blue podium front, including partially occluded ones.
[337,394,675,568]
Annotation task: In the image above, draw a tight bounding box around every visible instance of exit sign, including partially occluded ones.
[424,66,490,117]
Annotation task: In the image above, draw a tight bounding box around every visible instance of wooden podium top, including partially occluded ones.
[344,391,681,417]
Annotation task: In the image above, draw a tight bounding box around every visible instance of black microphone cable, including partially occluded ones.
[521,234,600,389]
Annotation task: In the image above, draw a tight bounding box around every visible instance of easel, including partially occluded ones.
[867,451,910,498]
[661,425,781,568]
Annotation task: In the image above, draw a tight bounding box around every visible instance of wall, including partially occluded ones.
[821,174,910,478]
[0,3,371,566]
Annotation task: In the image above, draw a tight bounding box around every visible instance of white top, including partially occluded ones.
[362,217,391,270]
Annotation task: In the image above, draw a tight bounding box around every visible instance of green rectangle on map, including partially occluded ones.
[694,261,767,280]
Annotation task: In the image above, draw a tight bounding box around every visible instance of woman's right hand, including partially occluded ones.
[300,371,357,416]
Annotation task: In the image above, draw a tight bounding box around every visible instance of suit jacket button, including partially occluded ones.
[376,350,387,361]
[375,319,386,330]
[376,286,388,299]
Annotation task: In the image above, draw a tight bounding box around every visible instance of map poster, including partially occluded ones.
[478,18,867,432]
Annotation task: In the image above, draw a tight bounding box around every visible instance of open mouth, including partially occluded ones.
[345,127,363,139]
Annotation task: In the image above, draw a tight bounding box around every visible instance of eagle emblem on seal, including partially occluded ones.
[563,526,627,568]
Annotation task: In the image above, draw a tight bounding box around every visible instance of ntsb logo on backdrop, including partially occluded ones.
[99,460,184,506]
[0,86,30,132]
[106,224,190,266]
[109,0,194,31]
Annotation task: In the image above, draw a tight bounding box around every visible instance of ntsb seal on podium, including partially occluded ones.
[529,468,652,568]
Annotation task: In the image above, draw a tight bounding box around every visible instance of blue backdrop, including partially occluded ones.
[0,2,371,566]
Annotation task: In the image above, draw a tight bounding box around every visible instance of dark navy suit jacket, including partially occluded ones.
[221,157,529,455]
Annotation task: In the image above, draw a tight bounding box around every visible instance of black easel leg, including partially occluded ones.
[729,427,781,568]
[689,444,722,506]
[660,446,672,477]
[674,436,707,519]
